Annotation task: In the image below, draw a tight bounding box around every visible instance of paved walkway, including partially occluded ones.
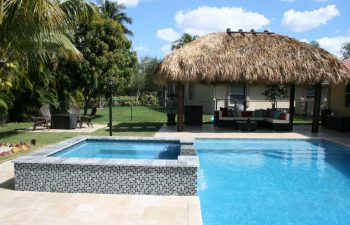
[0,161,202,225]
[155,124,350,147]
[25,124,106,133]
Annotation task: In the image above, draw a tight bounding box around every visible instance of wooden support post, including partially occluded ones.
[177,83,185,132]
[312,82,322,133]
[289,84,295,131]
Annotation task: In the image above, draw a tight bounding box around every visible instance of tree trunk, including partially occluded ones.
[83,95,91,115]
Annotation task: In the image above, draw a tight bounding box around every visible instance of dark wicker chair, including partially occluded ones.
[80,107,97,128]
[32,106,51,131]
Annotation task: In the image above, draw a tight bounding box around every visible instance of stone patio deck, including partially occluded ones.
[155,124,350,147]
[26,124,106,133]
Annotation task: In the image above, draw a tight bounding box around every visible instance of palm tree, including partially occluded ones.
[171,33,198,50]
[100,0,133,36]
[310,41,320,48]
[0,0,96,72]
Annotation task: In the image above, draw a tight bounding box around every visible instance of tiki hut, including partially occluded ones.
[155,30,350,132]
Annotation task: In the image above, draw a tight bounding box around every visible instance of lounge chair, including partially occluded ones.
[80,107,97,128]
[32,106,51,131]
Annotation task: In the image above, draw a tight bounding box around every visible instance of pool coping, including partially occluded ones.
[195,137,350,148]
[12,136,199,168]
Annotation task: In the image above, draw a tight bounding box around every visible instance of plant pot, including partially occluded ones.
[166,113,176,126]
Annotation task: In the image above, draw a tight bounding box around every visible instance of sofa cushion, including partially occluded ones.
[272,111,281,119]
[265,118,289,124]
[286,113,290,121]
[242,111,253,117]
[262,110,268,117]
[254,109,264,117]
[279,113,287,120]
[228,109,233,117]
[266,109,274,118]
[218,116,264,121]
[220,107,228,117]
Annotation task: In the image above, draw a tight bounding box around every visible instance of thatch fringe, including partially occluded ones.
[155,32,350,85]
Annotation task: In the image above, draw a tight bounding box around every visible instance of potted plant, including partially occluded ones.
[262,84,288,109]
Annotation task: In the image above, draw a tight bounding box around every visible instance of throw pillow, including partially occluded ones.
[279,113,287,120]
[254,109,263,117]
[228,109,233,117]
[262,110,268,117]
[242,111,253,117]
[272,111,281,119]
[286,113,290,121]
[232,110,238,117]
[267,109,274,118]
[220,107,228,117]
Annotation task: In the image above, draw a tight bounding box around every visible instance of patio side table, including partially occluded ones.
[51,114,78,129]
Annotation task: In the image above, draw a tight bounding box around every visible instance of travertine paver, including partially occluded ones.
[27,124,106,133]
[155,124,350,147]
[0,160,202,225]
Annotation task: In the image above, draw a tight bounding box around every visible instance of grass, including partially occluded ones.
[293,115,313,124]
[92,106,168,123]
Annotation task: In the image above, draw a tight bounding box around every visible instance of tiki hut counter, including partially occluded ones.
[155,30,350,133]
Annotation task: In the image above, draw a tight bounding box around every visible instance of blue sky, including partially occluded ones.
[94,0,350,58]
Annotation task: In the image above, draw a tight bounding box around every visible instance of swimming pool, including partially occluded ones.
[50,140,181,160]
[195,139,350,225]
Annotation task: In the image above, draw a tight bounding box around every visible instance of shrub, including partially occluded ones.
[139,92,157,106]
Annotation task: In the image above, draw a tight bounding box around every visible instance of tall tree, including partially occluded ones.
[171,33,198,50]
[341,42,350,59]
[138,57,161,92]
[65,18,138,114]
[100,0,133,36]
[310,41,320,48]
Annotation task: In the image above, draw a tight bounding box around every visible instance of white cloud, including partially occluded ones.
[174,6,270,36]
[134,46,148,52]
[299,38,308,43]
[156,28,181,42]
[110,0,139,7]
[282,5,339,32]
[317,35,350,57]
[161,44,172,55]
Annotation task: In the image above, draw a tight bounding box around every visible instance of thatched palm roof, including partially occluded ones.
[155,32,350,85]
[343,58,350,70]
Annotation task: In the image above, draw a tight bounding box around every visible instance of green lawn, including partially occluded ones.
[0,106,169,162]
[293,115,313,124]
[92,105,168,123]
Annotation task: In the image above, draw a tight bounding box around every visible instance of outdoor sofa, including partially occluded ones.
[214,108,290,131]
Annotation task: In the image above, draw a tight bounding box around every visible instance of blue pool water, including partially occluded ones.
[195,139,350,225]
[51,140,180,160]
